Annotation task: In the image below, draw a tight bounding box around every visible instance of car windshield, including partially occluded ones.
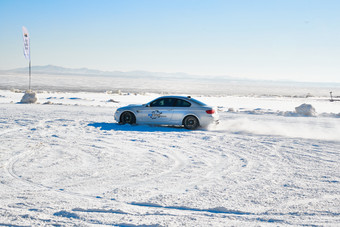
[189,98,207,106]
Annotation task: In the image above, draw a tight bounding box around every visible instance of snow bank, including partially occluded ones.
[295,103,316,116]
[224,103,318,117]
[20,90,38,103]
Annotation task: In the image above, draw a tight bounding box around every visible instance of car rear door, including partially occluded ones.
[171,98,192,124]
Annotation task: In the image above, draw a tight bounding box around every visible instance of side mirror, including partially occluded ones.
[145,104,150,107]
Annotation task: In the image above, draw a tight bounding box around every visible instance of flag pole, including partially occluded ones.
[29,60,31,91]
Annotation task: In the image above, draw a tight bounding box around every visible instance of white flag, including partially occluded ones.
[22,26,30,61]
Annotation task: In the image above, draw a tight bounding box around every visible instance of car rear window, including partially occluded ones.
[174,99,191,107]
[189,98,207,106]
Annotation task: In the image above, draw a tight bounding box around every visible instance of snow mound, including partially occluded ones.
[295,103,316,116]
[20,90,38,103]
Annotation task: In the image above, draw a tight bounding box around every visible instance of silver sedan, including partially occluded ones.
[114,96,219,130]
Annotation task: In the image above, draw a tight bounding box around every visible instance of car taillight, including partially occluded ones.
[206,109,215,114]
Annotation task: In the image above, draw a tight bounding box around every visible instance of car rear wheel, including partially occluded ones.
[120,111,136,125]
[183,115,199,130]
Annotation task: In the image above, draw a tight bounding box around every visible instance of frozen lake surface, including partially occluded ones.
[0,90,339,226]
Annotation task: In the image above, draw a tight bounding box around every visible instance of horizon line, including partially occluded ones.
[2,64,340,85]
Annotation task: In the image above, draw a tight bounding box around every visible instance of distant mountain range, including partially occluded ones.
[2,65,340,87]
[9,65,108,76]
[2,65,229,81]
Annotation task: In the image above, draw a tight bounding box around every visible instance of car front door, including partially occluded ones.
[138,98,175,124]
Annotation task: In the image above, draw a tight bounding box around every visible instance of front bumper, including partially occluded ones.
[114,110,121,123]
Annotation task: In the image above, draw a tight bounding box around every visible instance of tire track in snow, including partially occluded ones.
[2,118,103,199]
[4,137,114,202]
[87,130,190,190]
[2,118,195,219]
[5,117,251,211]
[3,122,284,223]
[4,141,268,223]
[1,140,330,227]
[4,142,47,189]
[267,139,340,212]
[2,117,51,188]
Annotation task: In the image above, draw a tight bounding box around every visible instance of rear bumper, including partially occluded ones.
[199,114,219,127]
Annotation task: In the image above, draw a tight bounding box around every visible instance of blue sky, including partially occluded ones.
[1,0,340,82]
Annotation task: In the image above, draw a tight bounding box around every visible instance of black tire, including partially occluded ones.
[120,111,136,125]
[183,115,199,130]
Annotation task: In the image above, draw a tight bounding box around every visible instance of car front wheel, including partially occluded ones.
[183,115,199,130]
[120,111,136,125]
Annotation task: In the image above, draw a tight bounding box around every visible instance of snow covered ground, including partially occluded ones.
[0,89,339,226]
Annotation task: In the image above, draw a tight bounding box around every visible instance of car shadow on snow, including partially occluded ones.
[88,122,188,132]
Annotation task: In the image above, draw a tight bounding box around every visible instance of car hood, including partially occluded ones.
[127,104,143,107]
[117,104,143,111]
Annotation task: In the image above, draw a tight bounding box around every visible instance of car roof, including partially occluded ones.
[152,96,207,106]
[157,95,190,99]
[154,96,195,101]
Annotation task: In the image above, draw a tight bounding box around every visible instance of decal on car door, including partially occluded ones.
[148,110,166,119]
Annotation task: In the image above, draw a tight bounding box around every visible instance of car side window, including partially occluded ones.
[174,99,191,107]
[150,98,175,107]
[150,99,163,107]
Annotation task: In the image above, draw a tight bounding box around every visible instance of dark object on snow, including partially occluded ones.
[108,99,119,103]
[330,92,340,102]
